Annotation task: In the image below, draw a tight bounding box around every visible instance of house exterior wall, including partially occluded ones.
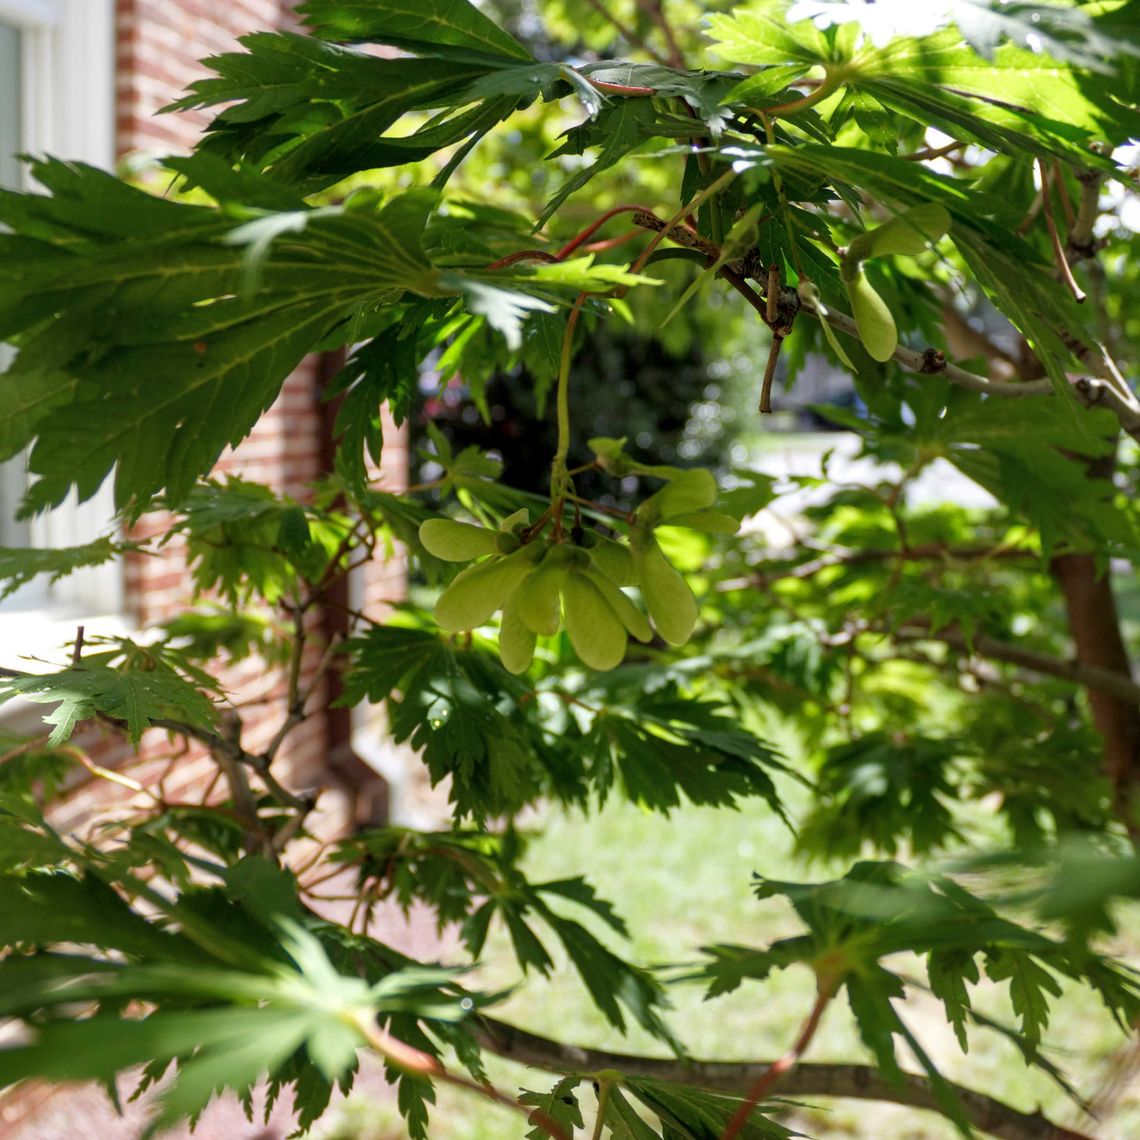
[3,3,412,1134]
[5,0,410,930]
[112,0,409,792]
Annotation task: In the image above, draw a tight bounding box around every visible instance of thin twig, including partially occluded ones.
[352,1016,570,1140]
[721,268,777,328]
[1052,159,1076,229]
[590,78,657,96]
[210,713,269,855]
[627,171,736,282]
[722,978,835,1140]
[71,750,155,798]
[1039,159,1086,303]
[765,264,779,325]
[758,334,783,414]
[805,304,1053,396]
[581,229,642,255]
[557,204,656,260]
[262,606,311,765]
[630,209,735,269]
[578,0,669,64]
[717,542,1037,590]
[901,139,966,162]
[486,249,561,269]
[636,0,686,69]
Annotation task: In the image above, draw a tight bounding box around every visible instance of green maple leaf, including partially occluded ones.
[0,659,218,746]
[0,537,126,601]
[343,625,544,819]
[297,0,533,61]
[521,1077,585,1140]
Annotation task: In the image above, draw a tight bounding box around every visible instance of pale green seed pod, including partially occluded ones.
[496,531,522,555]
[561,572,629,670]
[864,203,951,259]
[434,545,541,631]
[588,436,633,475]
[499,508,530,534]
[638,467,718,525]
[584,568,652,643]
[652,467,718,518]
[498,593,537,674]
[632,530,698,645]
[846,269,897,363]
[515,551,567,636]
[586,536,636,586]
[664,510,740,534]
[419,519,501,562]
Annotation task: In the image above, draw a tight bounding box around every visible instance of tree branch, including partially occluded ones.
[807,304,1140,443]
[472,1018,1093,1140]
[209,711,270,855]
[807,305,1052,397]
[717,543,1037,590]
[578,0,670,64]
[1039,159,1086,303]
[723,977,835,1140]
[891,621,1140,707]
[1067,170,1105,258]
[629,207,1137,441]
[635,0,686,69]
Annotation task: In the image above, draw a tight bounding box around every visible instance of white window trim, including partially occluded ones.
[3,0,115,174]
[1,0,122,629]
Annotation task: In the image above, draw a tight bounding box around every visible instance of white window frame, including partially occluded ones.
[0,0,122,621]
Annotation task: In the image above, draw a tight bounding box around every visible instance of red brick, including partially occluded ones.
[35,2,411,838]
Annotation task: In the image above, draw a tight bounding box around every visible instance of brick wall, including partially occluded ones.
[117,0,407,747]
[52,1,411,844]
[0,3,427,1131]
[0,5,413,1133]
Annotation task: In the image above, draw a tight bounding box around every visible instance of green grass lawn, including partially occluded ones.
[313,777,1140,1140]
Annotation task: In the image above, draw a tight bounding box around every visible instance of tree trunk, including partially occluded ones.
[1051,552,1140,838]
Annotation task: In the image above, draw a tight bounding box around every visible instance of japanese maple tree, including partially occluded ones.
[1,1,1140,1137]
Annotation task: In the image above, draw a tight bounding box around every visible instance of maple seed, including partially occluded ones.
[516,550,568,636]
[861,203,952,259]
[666,510,741,534]
[434,546,541,631]
[643,468,718,521]
[585,568,652,643]
[632,531,699,645]
[498,594,537,674]
[587,535,637,585]
[561,572,629,670]
[419,519,500,561]
[846,270,897,363]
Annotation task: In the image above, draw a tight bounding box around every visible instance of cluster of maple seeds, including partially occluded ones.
[419,466,738,672]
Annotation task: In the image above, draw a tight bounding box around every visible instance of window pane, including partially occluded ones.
[0,20,20,190]
[0,20,30,568]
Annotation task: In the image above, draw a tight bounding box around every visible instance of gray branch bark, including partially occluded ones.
[474,1017,1092,1140]
[893,621,1140,706]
